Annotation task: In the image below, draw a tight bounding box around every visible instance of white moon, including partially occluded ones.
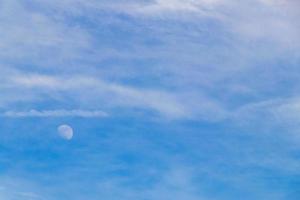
[57,124,73,140]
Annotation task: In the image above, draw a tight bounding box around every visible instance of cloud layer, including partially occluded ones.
[0,0,299,124]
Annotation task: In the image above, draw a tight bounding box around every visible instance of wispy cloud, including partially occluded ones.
[0,0,299,124]
[7,74,190,119]
[0,176,44,200]
[125,0,223,16]
[1,1,300,200]
[119,0,300,49]
[1,109,108,118]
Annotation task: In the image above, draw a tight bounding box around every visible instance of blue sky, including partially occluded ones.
[0,0,300,199]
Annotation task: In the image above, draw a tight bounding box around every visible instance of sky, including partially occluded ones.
[0,0,300,199]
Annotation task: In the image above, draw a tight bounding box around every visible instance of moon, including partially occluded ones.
[57,124,73,140]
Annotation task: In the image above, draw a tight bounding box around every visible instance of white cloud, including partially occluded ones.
[226,1,300,49]
[0,0,91,64]
[232,97,300,134]
[119,0,300,49]
[0,0,299,124]
[5,71,231,120]
[2,109,108,118]
[271,98,300,126]
[0,176,44,200]
[7,74,190,119]
[121,0,226,19]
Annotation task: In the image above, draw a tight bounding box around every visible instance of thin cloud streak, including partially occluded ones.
[1,109,108,118]
[9,74,190,119]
